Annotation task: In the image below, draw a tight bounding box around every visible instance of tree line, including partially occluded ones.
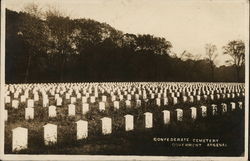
[5,5,245,83]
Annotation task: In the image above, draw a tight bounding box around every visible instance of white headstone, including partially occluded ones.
[190,107,197,120]
[68,104,76,116]
[211,104,217,115]
[56,97,62,106]
[90,96,95,103]
[82,103,89,114]
[135,94,140,100]
[69,96,75,103]
[5,96,11,103]
[65,93,70,100]
[55,94,60,100]
[163,97,168,105]
[238,101,243,109]
[12,127,28,152]
[119,95,124,100]
[25,107,34,120]
[124,114,134,131]
[76,93,81,99]
[127,94,131,101]
[114,101,120,109]
[189,96,194,102]
[76,120,88,140]
[196,95,201,101]
[43,123,57,145]
[231,102,236,111]
[200,106,207,117]
[21,95,26,103]
[144,112,153,128]
[150,93,155,99]
[156,98,161,106]
[136,100,141,107]
[175,109,183,121]
[221,103,227,113]
[125,100,131,108]
[43,98,49,107]
[82,97,88,103]
[102,96,107,102]
[162,110,170,124]
[173,97,178,105]
[182,96,187,102]
[34,93,39,101]
[27,99,34,108]
[111,95,116,101]
[12,100,19,109]
[99,102,105,111]
[210,95,214,100]
[48,105,57,118]
[14,92,19,99]
[101,117,112,135]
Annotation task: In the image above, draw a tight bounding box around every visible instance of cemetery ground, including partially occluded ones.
[4,82,245,156]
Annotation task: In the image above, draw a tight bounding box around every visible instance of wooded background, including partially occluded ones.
[5,8,245,83]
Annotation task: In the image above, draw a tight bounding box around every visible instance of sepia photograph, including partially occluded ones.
[0,0,249,160]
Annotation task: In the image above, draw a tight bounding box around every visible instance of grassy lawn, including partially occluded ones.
[4,93,244,155]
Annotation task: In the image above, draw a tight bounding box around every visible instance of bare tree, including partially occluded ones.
[179,50,201,61]
[205,43,218,81]
[23,2,43,18]
[223,40,245,82]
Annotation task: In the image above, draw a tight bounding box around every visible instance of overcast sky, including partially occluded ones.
[5,0,248,66]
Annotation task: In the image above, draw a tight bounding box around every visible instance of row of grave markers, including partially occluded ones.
[10,101,243,152]
[5,82,244,105]
[4,98,243,121]
[5,89,244,105]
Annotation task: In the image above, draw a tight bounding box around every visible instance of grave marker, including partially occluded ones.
[175,109,183,121]
[101,117,112,135]
[82,103,89,114]
[238,101,243,109]
[200,106,207,117]
[211,104,217,116]
[114,101,120,109]
[12,127,28,152]
[156,98,161,106]
[48,106,57,118]
[25,107,34,120]
[99,102,105,111]
[190,107,197,120]
[144,112,153,128]
[68,104,76,116]
[12,100,19,109]
[162,110,170,124]
[76,120,88,140]
[43,123,57,145]
[124,114,134,131]
[221,103,227,113]
[27,99,34,108]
